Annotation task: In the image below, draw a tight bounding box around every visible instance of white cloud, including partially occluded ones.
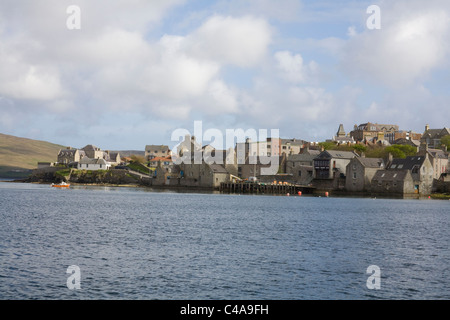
[274,51,318,84]
[187,15,273,67]
[342,1,450,88]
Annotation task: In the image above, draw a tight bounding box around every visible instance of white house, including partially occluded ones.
[77,157,111,171]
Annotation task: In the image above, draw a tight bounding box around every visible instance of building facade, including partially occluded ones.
[345,157,384,192]
[421,125,450,149]
[350,123,399,143]
[145,145,171,161]
[313,150,358,180]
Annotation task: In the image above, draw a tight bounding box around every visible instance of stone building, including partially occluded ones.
[331,124,356,145]
[385,130,422,145]
[418,145,449,180]
[57,148,86,165]
[82,145,105,159]
[313,150,358,180]
[180,162,230,188]
[286,149,320,185]
[77,157,111,171]
[345,157,384,192]
[421,125,450,149]
[145,145,171,161]
[371,170,415,196]
[350,122,399,143]
[371,154,434,196]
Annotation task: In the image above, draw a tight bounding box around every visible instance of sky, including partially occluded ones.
[1,0,450,151]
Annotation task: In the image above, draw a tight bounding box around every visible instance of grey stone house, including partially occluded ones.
[421,125,450,149]
[180,162,230,189]
[286,149,320,185]
[371,154,434,196]
[371,170,415,196]
[313,150,359,180]
[345,157,384,192]
[312,150,359,191]
[145,145,171,161]
[57,148,86,164]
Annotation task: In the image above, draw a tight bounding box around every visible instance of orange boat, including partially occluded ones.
[51,182,70,188]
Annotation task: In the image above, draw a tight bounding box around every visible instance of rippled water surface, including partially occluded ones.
[0,182,449,300]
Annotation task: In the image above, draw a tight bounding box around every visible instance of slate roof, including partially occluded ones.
[357,157,384,168]
[317,150,358,159]
[209,164,228,174]
[422,128,450,139]
[372,169,410,181]
[388,156,426,170]
[79,157,109,165]
[145,145,170,153]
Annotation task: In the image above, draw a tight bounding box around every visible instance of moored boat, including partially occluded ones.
[51,181,70,188]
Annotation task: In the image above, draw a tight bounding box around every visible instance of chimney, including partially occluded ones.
[388,152,393,165]
[425,124,430,132]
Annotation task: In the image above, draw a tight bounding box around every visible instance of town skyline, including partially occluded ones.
[2,1,450,150]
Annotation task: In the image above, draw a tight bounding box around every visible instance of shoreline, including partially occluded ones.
[3,179,449,200]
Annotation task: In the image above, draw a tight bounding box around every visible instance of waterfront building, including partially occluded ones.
[371,153,434,196]
[345,157,384,193]
[286,149,320,186]
[77,157,111,171]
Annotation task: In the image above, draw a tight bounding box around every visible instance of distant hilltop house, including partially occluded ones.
[385,130,422,146]
[330,124,356,145]
[420,124,450,149]
[57,145,121,170]
[350,122,399,143]
[145,145,171,161]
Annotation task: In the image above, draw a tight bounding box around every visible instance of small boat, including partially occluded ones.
[51,181,70,188]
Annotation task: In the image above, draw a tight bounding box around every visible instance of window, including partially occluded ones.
[353,172,357,179]
[298,171,302,177]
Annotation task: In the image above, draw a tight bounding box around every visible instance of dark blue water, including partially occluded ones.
[0,182,449,300]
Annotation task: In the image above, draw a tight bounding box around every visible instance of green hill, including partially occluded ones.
[0,133,66,178]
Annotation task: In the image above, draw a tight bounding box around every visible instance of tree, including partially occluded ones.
[384,145,417,159]
[441,135,450,149]
[352,144,367,154]
[130,154,146,164]
[318,141,337,150]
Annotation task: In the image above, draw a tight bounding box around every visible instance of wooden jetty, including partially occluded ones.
[219,182,315,195]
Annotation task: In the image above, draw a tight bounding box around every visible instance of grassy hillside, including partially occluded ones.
[0,133,66,178]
